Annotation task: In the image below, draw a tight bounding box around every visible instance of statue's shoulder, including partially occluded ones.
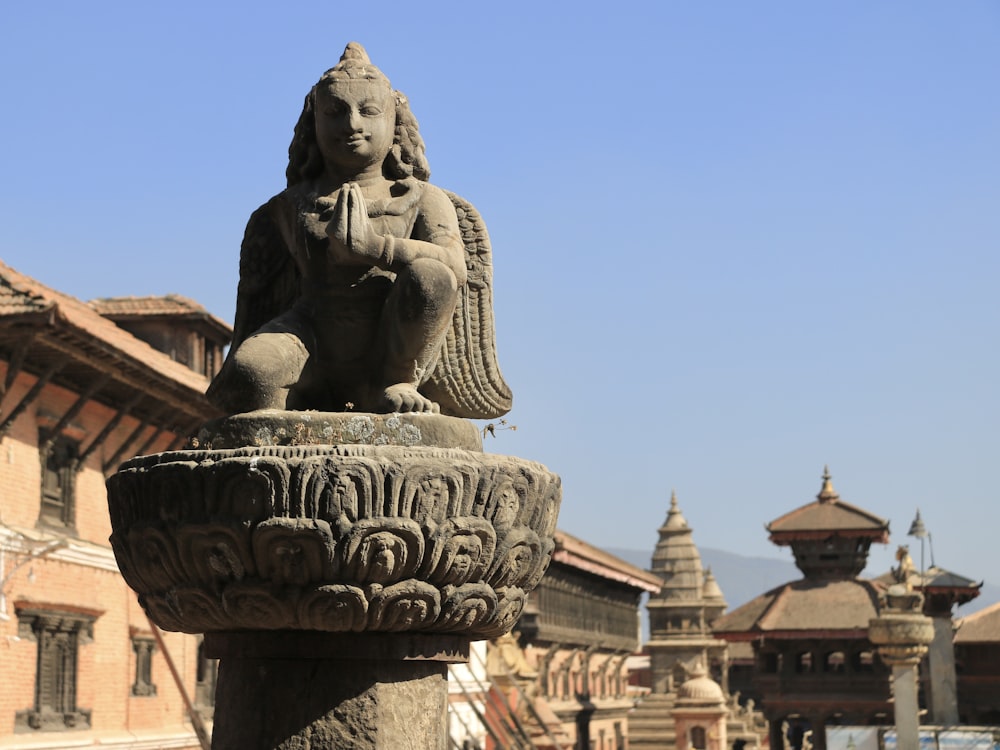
[413,181,459,213]
[268,184,315,215]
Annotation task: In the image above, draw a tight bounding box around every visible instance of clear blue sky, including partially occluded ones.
[2,2,997,589]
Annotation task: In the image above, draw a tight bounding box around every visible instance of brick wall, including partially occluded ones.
[0,365,205,747]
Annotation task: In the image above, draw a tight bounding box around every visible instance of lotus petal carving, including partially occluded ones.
[368,580,441,631]
[437,583,498,631]
[177,524,255,588]
[107,440,559,637]
[297,584,368,632]
[252,518,335,586]
[340,518,424,585]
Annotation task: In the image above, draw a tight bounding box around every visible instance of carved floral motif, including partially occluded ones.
[108,443,559,638]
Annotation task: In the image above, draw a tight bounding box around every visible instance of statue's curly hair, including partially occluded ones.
[285,85,430,187]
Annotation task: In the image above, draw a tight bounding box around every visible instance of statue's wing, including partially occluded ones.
[208,201,299,412]
[423,192,513,419]
[228,202,300,352]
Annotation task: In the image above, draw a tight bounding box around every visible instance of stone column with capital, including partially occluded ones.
[107,413,560,748]
[106,40,562,749]
[868,586,934,750]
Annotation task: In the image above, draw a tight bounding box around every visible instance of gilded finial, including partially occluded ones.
[818,465,840,502]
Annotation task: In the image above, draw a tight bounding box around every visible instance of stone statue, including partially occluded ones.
[893,544,916,586]
[109,42,560,748]
[207,42,511,418]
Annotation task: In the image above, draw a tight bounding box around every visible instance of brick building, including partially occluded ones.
[954,602,1000,724]
[0,262,228,748]
[473,529,662,749]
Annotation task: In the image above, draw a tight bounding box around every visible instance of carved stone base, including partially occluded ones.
[106,413,561,749]
[108,425,560,639]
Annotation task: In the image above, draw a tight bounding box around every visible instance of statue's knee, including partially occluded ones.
[222,334,308,410]
[401,258,459,314]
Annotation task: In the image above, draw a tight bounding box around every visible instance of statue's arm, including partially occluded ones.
[387,185,467,285]
[328,183,467,285]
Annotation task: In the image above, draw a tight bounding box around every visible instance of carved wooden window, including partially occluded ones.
[15,608,94,732]
[131,637,157,696]
[795,651,814,673]
[691,726,707,750]
[824,651,845,674]
[852,649,875,673]
[39,432,78,528]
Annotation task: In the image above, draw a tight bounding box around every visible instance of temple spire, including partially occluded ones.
[663,489,688,530]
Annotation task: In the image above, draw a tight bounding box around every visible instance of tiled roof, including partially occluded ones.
[555,529,662,593]
[0,267,51,315]
[767,470,889,541]
[0,260,212,395]
[727,640,755,661]
[873,565,982,593]
[90,294,232,337]
[954,602,1000,644]
[713,578,883,637]
[90,294,209,316]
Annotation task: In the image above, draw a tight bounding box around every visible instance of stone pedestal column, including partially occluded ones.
[927,616,959,725]
[208,633,464,749]
[869,587,934,750]
[107,412,561,750]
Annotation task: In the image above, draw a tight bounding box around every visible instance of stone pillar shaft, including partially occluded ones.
[206,632,466,750]
[891,664,921,750]
[927,616,959,725]
[213,656,447,750]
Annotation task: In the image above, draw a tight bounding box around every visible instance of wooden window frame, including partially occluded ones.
[131,636,157,697]
[38,431,79,531]
[14,607,94,732]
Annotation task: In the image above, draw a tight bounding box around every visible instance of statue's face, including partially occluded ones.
[314,78,395,176]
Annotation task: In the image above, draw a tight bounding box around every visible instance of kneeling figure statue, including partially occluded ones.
[208,42,510,418]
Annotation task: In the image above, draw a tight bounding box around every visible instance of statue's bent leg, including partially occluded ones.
[213,330,311,412]
[375,257,459,413]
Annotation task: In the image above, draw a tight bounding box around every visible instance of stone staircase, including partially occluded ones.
[628,693,678,750]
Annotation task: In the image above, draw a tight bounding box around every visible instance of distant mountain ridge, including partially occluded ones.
[603,546,999,617]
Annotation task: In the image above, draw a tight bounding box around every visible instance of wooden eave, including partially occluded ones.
[0,310,219,431]
[768,528,891,545]
[103,310,233,344]
[716,628,872,642]
[553,530,662,594]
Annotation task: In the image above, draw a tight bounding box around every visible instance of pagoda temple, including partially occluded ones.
[712,469,893,750]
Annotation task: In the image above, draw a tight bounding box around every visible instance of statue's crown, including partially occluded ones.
[320,42,390,87]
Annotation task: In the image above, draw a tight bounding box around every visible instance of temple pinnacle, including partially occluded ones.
[818,465,840,503]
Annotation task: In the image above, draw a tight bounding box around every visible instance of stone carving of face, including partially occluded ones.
[314,78,395,178]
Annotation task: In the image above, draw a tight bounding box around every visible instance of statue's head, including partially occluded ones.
[286,43,430,186]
